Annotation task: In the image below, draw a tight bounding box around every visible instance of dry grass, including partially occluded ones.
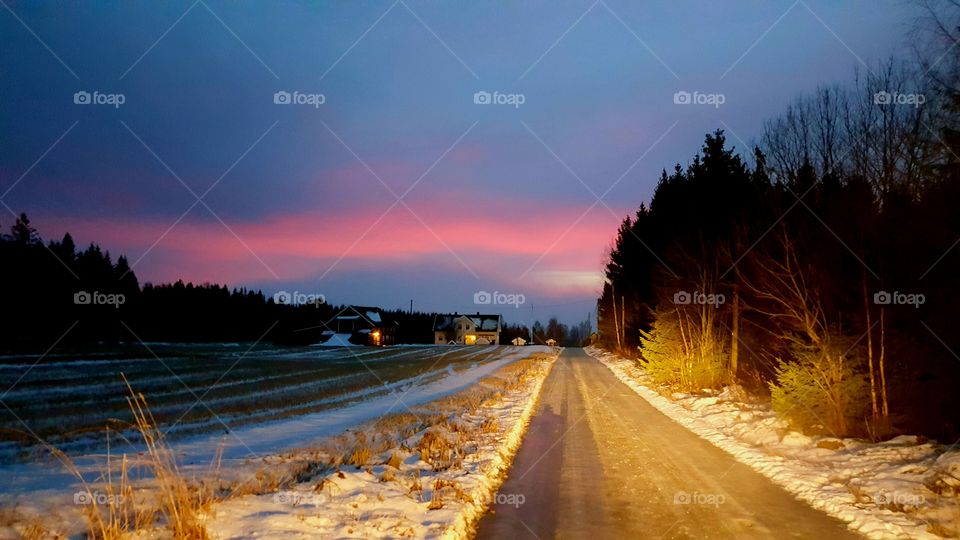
[0,506,68,539]
[208,351,550,513]
[348,445,372,469]
[379,468,397,483]
[37,375,212,539]
[408,470,423,502]
[417,430,458,471]
[18,521,56,540]
[373,413,423,442]
[385,451,404,469]
[6,349,556,537]
[123,376,211,539]
[427,478,473,511]
[479,416,500,434]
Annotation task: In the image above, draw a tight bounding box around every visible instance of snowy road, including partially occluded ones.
[476,348,862,539]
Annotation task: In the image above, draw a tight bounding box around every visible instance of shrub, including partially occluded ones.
[640,308,727,392]
[769,340,869,437]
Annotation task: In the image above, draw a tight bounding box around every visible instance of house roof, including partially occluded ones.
[433,313,501,332]
[292,304,395,335]
[335,305,395,327]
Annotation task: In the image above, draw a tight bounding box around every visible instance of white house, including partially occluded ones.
[433,313,501,345]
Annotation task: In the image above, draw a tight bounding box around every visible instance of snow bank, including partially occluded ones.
[209,348,559,539]
[0,347,528,511]
[586,346,960,540]
[319,333,357,347]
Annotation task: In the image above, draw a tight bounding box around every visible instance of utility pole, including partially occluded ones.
[410,299,413,314]
[530,303,534,344]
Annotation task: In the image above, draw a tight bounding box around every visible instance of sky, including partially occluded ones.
[0,0,920,327]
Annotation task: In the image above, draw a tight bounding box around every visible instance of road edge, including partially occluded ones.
[449,348,561,540]
[584,346,941,540]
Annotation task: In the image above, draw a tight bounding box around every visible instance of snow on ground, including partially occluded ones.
[0,347,532,520]
[208,348,559,539]
[586,346,960,539]
[175,347,528,462]
[320,333,357,347]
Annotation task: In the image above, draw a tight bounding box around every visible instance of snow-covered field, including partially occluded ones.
[0,344,505,462]
[586,346,960,539]
[0,345,559,538]
[209,347,558,539]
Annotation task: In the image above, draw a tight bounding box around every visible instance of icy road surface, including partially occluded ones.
[476,348,861,539]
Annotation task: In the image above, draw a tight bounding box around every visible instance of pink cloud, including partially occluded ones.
[35,194,619,293]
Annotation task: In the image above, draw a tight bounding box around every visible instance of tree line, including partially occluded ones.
[0,215,573,349]
[598,4,960,441]
[0,214,340,349]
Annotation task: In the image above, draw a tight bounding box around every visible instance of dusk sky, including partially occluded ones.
[1,0,919,325]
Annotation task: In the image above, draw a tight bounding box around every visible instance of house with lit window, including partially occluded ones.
[432,312,501,345]
[320,305,396,346]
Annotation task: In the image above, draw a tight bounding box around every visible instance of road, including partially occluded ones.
[475,348,861,539]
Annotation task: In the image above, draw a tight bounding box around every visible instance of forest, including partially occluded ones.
[598,6,960,442]
[0,214,587,349]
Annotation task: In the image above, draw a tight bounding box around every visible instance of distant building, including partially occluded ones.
[545,338,558,347]
[511,336,527,346]
[321,305,397,346]
[433,312,501,345]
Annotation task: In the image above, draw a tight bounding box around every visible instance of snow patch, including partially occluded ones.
[320,333,356,347]
[209,348,559,539]
[586,346,960,540]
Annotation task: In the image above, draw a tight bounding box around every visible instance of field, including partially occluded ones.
[0,343,515,462]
